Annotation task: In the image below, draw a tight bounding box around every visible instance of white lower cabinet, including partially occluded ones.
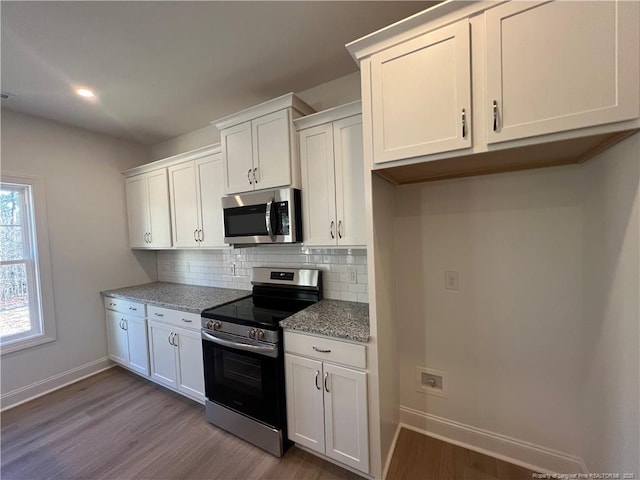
[284,332,369,473]
[104,298,149,376]
[147,318,204,403]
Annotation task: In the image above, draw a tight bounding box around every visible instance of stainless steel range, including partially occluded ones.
[200,267,321,457]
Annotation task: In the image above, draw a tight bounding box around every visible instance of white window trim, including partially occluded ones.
[1,173,56,355]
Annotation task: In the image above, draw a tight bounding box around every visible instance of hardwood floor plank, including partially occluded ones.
[1,367,360,480]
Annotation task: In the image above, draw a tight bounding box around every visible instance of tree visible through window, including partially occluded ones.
[0,178,55,352]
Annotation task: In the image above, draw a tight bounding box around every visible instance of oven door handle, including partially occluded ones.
[201,330,278,358]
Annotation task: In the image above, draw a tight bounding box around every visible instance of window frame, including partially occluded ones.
[1,174,56,354]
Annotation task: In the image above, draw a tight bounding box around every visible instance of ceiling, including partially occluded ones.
[1,1,434,145]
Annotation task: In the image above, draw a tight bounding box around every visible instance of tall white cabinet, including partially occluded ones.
[125,170,172,249]
[168,150,225,248]
[296,102,366,247]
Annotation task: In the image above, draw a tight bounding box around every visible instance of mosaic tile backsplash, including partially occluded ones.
[157,246,368,303]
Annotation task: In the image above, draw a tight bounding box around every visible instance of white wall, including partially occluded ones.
[391,133,640,473]
[582,134,639,475]
[149,72,361,161]
[0,110,157,408]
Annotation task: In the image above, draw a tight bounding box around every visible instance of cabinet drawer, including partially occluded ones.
[284,331,366,369]
[103,297,145,317]
[147,305,200,330]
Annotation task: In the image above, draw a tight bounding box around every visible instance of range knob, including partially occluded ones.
[206,320,221,331]
[257,329,265,340]
[249,328,256,339]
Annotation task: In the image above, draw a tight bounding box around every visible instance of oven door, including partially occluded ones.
[201,330,284,428]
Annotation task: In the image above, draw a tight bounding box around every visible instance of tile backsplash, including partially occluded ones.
[157,245,368,303]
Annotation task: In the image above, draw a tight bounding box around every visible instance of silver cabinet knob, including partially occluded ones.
[257,329,265,340]
[214,321,221,330]
[249,328,256,339]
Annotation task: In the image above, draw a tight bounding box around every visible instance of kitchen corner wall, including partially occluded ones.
[156,246,369,303]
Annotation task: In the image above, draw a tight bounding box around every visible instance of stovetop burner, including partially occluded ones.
[201,296,305,330]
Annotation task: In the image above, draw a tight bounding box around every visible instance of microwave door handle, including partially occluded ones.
[265,198,275,240]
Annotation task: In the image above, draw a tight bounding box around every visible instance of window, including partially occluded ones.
[1,175,55,354]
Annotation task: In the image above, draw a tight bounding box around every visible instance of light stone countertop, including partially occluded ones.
[101,282,251,314]
[280,299,370,343]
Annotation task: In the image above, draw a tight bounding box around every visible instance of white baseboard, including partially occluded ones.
[1,357,113,411]
[382,423,402,480]
[399,406,588,474]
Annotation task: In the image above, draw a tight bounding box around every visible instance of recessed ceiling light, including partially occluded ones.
[75,88,96,99]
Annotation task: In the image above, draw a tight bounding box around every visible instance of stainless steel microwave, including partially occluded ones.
[222,188,302,244]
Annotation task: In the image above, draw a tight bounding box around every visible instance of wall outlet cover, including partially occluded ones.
[416,367,448,398]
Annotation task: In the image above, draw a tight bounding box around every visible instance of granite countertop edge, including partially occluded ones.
[280,299,370,344]
[101,282,251,314]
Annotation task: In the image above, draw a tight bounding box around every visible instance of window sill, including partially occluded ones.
[1,333,56,355]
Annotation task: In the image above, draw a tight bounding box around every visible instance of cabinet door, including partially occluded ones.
[222,121,254,194]
[299,124,337,247]
[146,170,172,248]
[370,19,471,163]
[125,175,149,248]
[173,326,205,402]
[485,0,640,144]
[252,109,292,190]
[105,310,129,365]
[168,162,199,248]
[125,315,149,376]
[147,320,177,388]
[285,354,325,453]
[333,115,366,246]
[323,363,369,473]
[196,153,226,247]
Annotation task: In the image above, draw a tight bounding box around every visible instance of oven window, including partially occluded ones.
[224,206,267,236]
[202,339,284,428]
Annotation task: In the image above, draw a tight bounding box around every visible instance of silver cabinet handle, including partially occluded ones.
[168,333,174,346]
[148,232,152,244]
[330,221,335,239]
[144,233,148,243]
[461,108,467,138]
[253,167,258,184]
[119,319,123,329]
[154,312,164,317]
[492,100,498,132]
[198,229,203,242]
[324,372,329,393]
[247,169,253,185]
[313,346,331,353]
[109,302,116,307]
[181,318,192,323]
[194,229,198,242]
[337,220,343,239]
[129,306,137,311]
[172,333,178,347]
[315,370,321,390]
[122,319,127,331]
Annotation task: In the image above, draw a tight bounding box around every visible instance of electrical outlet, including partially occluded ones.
[348,268,357,284]
[445,271,459,290]
[227,264,236,276]
[186,262,191,273]
[416,367,448,398]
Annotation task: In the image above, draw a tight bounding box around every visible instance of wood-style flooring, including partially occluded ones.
[386,428,537,480]
[1,367,359,480]
[1,367,538,480]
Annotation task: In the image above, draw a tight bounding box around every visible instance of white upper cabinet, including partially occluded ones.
[168,152,226,248]
[485,0,640,144]
[125,170,171,249]
[214,93,314,195]
[369,19,471,164]
[297,102,366,247]
[347,0,640,182]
